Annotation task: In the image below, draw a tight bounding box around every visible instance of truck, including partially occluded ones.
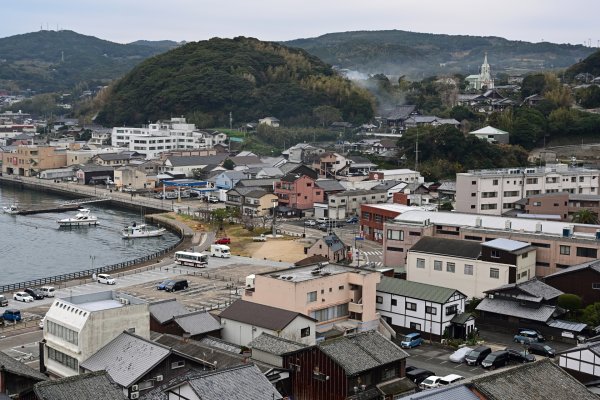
[252,234,267,242]
[210,244,231,258]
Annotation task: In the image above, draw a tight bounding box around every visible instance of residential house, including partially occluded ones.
[33,371,125,400]
[559,337,600,384]
[42,291,149,378]
[259,117,280,127]
[404,116,460,129]
[75,165,115,185]
[1,145,67,176]
[544,259,600,306]
[0,350,47,399]
[382,209,600,276]
[314,152,349,179]
[437,181,456,201]
[113,164,156,191]
[280,162,318,179]
[236,177,279,192]
[210,170,248,190]
[456,163,600,216]
[345,155,377,177]
[284,143,325,164]
[405,237,537,299]
[161,154,228,178]
[274,174,324,216]
[306,233,348,262]
[149,299,221,340]
[91,152,145,167]
[373,180,409,200]
[243,263,381,333]
[469,125,510,144]
[249,333,308,367]
[322,189,388,220]
[282,330,413,400]
[381,105,417,133]
[522,93,546,107]
[79,330,213,397]
[218,300,317,346]
[376,277,474,341]
[242,189,278,217]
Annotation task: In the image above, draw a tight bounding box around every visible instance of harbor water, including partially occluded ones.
[0,184,180,285]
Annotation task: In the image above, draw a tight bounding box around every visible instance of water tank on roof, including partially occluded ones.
[535,222,542,233]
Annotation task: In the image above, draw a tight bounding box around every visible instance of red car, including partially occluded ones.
[215,237,231,244]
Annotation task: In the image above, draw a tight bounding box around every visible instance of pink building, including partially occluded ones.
[274,173,324,214]
[243,264,381,333]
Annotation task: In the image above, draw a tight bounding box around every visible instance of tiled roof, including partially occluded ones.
[319,330,408,376]
[399,384,478,399]
[79,331,171,387]
[372,180,407,190]
[376,377,416,396]
[237,178,278,187]
[315,179,346,192]
[0,350,47,381]
[383,105,416,120]
[377,276,462,304]
[475,297,556,322]
[409,237,481,259]
[174,310,222,336]
[471,359,597,400]
[33,371,125,400]
[188,364,283,400]
[167,155,227,167]
[249,333,308,356]
[244,189,269,199]
[544,259,600,279]
[149,299,189,324]
[219,300,314,331]
[322,233,346,252]
[488,278,563,300]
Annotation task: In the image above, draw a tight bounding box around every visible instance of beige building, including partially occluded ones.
[113,164,157,190]
[241,190,278,217]
[42,291,149,378]
[456,164,600,215]
[2,145,67,176]
[325,189,388,220]
[406,237,536,299]
[243,264,381,333]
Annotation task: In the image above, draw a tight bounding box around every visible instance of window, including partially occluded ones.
[47,321,78,345]
[416,258,425,269]
[526,177,538,184]
[301,327,311,337]
[391,299,397,306]
[577,247,598,258]
[464,264,473,275]
[387,230,404,241]
[446,305,458,315]
[490,268,500,279]
[481,204,498,210]
[310,303,349,322]
[446,262,455,273]
[433,260,442,271]
[382,366,397,381]
[464,235,483,241]
[138,380,155,391]
[503,191,519,197]
[558,244,570,255]
[593,283,600,290]
[522,252,528,259]
[409,231,421,236]
[426,306,436,315]
[406,302,417,311]
[387,247,404,252]
[491,250,500,258]
[481,191,498,198]
[171,360,185,369]
[409,322,422,330]
[492,179,498,186]
[338,285,344,290]
[376,296,383,304]
[531,242,551,248]
[47,347,78,371]
[307,291,317,303]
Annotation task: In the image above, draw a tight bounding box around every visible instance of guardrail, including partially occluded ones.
[0,234,184,294]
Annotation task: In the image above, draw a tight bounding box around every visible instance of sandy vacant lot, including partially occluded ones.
[248,239,307,263]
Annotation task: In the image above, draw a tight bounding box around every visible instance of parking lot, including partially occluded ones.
[404,343,490,379]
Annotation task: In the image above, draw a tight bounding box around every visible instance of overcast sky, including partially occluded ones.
[3,1,598,46]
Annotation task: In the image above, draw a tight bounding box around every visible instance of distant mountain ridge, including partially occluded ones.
[127,40,183,51]
[283,30,596,78]
[0,30,167,92]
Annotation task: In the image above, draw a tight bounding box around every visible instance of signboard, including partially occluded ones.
[561,331,575,339]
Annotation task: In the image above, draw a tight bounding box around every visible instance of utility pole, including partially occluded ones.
[229,111,232,130]
[414,131,420,171]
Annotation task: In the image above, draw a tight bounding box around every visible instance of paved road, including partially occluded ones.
[404,343,486,379]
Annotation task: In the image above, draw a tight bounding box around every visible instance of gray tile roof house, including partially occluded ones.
[249,333,308,356]
[315,179,346,192]
[173,310,221,336]
[219,300,316,331]
[33,371,125,400]
[183,364,283,400]
[319,330,409,376]
[322,233,346,253]
[166,154,228,167]
[409,236,482,259]
[399,384,479,400]
[486,278,563,301]
[544,259,600,279]
[149,299,189,324]
[377,276,466,304]
[475,297,558,322]
[0,349,47,382]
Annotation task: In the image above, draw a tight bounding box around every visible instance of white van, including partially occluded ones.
[97,274,116,285]
[210,244,231,258]
[39,286,56,297]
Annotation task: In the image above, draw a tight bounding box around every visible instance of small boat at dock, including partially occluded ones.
[121,222,166,239]
[57,208,98,227]
[2,204,19,214]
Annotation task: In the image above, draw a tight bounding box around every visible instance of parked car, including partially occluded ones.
[207,196,219,203]
[481,350,510,370]
[215,237,231,244]
[505,348,536,363]
[527,342,556,358]
[316,217,329,224]
[405,365,417,373]
[304,219,317,226]
[438,374,464,386]
[406,368,435,385]
[24,288,45,300]
[39,286,56,297]
[157,280,174,290]
[2,309,22,322]
[514,329,545,344]
[39,316,45,329]
[317,223,329,232]
[400,332,424,349]
[165,279,189,292]
[346,216,359,223]
[13,292,34,303]
[97,273,116,285]
[465,346,492,366]
[419,376,443,390]
[449,346,473,363]
[0,295,8,307]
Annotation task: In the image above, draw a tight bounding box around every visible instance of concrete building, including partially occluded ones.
[368,169,423,183]
[41,291,149,378]
[360,203,419,243]
[243,264,381,333]
[322,189,388,220]
[406,237,536,299]
[515,192,600,222]
[274,174,324,215]
[382,209,600,276]
[2,145,67,176]
[469,125,509,144]
[456,164,600,215]
[241,190,278,217]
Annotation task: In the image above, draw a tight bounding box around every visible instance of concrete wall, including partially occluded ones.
[220,316,315,347]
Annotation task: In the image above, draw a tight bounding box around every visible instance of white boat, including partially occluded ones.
[57,208,98,227]
[2,204,19,214]
[122,222,166,239]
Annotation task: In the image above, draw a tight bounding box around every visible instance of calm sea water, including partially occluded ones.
[0,184,180,285]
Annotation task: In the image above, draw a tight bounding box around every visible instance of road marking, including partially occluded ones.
[470,368,480,372]
[440,361,448,364]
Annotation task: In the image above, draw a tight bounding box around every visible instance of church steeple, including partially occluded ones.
[479,52,494,89]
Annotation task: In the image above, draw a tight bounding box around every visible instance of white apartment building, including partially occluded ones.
[456,164,600,215]
[368,169,424,183]
[322,188,388,220]
[406,237,537,298]
[111,117,227,159]
[42,291,149,378]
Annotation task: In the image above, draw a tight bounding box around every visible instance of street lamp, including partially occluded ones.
[90,255,96,270]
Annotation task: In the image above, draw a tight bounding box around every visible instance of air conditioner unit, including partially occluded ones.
[131,385,139,392]
[535,222,542,233]
[120,298,129,305]
[563,227,573,238]
[475,217,482,228]
[130,393,139,400]
[505,220,512,230]
[156,374,163,382]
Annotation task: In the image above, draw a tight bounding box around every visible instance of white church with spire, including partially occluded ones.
[466,52,494,90]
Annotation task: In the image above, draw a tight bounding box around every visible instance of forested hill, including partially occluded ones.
[283,30,595,78]
[565,49,600,78]
[95,37,375,127]
[0,30,166,92]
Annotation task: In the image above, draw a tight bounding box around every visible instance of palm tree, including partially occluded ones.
[572,209,599,225]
